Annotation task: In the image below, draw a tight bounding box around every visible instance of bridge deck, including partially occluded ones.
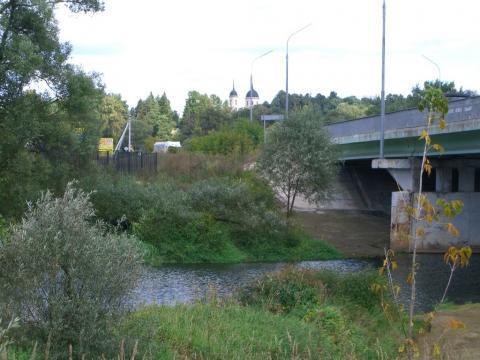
[327,97,480,160]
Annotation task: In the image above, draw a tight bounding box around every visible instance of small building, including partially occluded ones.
[153,141,181,153]
[229,81,239,110]
[245,84,259,108]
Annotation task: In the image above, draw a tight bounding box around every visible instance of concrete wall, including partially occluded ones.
[315,165,397,213]
[391,191,480,252]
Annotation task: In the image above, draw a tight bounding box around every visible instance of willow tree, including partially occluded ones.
[257,108,338,217]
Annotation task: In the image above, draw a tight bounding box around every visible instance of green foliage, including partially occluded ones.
[117,269,401,359]
[0,183,141,357]
[180,91,231,139]
[0,69,103,219]
[239,267,325,316]
[314,270,387,311]
[188,119,263,156]
[257,108,338,216]
[85,168,339,264]
[100,93,128,142]
[131,92,176,151]
[0,0,101,105]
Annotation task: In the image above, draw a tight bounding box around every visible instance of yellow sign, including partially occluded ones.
[98,138,114,153]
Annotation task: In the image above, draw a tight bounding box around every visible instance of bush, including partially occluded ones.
[238,267,325,316]
[87,175,156,229]
[0,183,142,357]
[314,270,386,311]
[188,177,286,247]
[187,119,263,156]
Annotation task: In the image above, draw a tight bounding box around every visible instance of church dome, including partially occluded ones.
[229,88,238,97]
[246,89,259,98]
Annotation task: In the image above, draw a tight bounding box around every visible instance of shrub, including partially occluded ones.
[314,270,386,311]
[188,177,287,247]
[238,267,325,315]
[187,119,263,156]
[0,183,142,357]
[87,175,155,229]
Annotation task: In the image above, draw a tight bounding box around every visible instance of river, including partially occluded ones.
[131,254,479,313]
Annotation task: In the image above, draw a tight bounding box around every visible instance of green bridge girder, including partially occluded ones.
[337,130,480,161]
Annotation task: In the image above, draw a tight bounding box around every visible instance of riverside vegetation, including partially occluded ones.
[82,153,340,265]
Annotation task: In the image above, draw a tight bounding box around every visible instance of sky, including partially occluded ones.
[57,0,480,114]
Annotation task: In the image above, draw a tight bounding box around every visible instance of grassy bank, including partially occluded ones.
[80,156,341,265]
[117,269,402,359]
[4,269,404,358]
[140,231,340,266]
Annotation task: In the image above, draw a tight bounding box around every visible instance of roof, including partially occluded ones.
[246,89,259,98]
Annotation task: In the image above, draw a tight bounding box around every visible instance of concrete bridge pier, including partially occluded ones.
[372,158,480,253]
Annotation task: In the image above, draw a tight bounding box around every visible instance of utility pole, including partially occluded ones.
[380,0,386,158]
[128,115,132,151]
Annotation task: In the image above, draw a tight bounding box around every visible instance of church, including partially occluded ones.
[228,81,260,110]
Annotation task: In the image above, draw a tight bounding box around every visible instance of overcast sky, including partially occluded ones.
[57,0,480,113]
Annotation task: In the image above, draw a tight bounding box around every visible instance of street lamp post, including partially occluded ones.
[380,0,386,158]
[249,50,273,122]
[422,55,441,80]
[286,23,311,118]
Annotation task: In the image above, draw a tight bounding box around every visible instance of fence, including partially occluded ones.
[94,152,160,174]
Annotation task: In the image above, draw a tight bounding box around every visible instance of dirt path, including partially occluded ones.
[418,304,480,359]
[294,210,390,258]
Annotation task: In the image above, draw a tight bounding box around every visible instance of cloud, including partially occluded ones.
[56,0,480,113]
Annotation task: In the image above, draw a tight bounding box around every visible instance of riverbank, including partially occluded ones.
[418,303,480,359]
[120,268,402,359]
[294,210,390,258]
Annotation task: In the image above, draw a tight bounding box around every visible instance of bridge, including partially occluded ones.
[324,96,480,253]
[327,96,480,160]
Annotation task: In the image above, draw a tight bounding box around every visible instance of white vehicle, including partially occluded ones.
[153,141,181,153]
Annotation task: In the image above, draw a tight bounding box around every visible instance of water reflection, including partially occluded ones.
[131,259,370,307]
[393,254,480,312]
[130,255,479,313]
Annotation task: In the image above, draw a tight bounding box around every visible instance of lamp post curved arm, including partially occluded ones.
[286,23,311,118]
[249,49,274,121]
[422,55,441,80]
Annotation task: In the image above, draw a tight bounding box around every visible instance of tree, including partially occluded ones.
[180,90,231,139]
[99,93,128,142]
[0,184,141,357]
[131,92,176,150]
[257,108,338,217]
[0,1,105,219]
[0,0,103,107]
[0,68,104,219]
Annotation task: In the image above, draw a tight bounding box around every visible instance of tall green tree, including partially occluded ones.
[0,0,104,219]
[180,91,231,139]
[257,108,338,217]
[0,0,103,107]
[131,92,176,150]
[99,93,128,142]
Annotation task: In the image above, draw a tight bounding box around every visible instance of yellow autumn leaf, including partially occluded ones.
[416,228,425,237]
[391,261,398,270]
[419,129,428,140]
[448,319,466,329]
[439,118,446,129]
[447,223,459,238]
[406,273,413,285]
[393,285,400,296]
[425,163,432,176]
[432,143,445,153]
[433,343,441,357]
[425,134,431,145]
